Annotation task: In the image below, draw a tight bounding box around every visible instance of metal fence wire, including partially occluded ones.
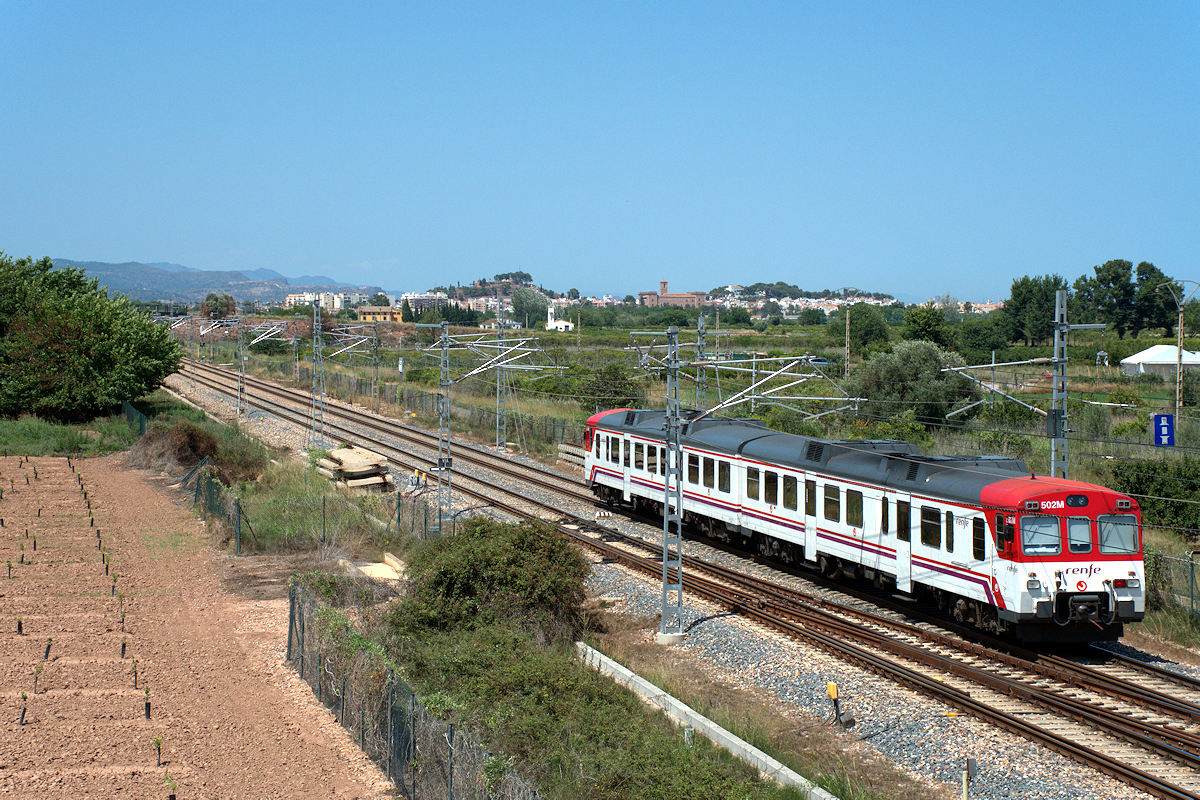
[1144,550,1200,618]
[192,469,245,556]
[122,401,149,436]
[287,586,540,800]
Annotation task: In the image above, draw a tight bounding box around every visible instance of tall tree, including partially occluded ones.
[845,340,979,424]
[1002,275,1067,345]
[1133,261,1177,337]
[830,303,890,354]
[1088,260,1136,338]
[203,292,236,319]
[369,292,390,306]
[400,299,413,322]
[0,253,181,420]
[511,287,548,328]
[902,305,955,348]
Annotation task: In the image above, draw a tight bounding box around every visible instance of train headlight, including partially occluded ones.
[1113,579,1140,589]
[1026,579,1041,591]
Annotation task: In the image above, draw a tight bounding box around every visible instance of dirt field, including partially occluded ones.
[0,454,394,799]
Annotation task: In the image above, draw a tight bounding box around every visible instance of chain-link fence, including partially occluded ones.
[1144,550,1200,616]
[122,401,149,436]
[192,468,247,555]
[287,585,540,800]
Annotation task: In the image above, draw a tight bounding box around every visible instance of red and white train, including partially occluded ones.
[584,408,1144,643]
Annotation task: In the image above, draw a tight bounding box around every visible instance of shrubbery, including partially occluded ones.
[0,253,181,420]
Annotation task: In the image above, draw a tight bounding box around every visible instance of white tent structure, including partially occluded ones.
[1119,344,1200,378]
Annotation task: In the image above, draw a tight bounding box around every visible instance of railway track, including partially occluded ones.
[172,358,1200,799]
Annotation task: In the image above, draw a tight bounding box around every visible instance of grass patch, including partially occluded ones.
[1127,606,1200,650]
[235,460,393,554]
[0,413,139,456]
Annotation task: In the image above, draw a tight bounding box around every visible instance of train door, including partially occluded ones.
[803,477,818,562]
[621,437,632,502]
[894,497,912,592]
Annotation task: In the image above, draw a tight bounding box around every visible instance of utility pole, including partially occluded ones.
[435,322,452,532]
[1049,289,1104,479]
[1157,280,1200,422]
[237,328,246,416]
[310,302,325,447]
[496,322,506,451]
[660,326,685,644]
[695,314,707,408]
[844,306,850,379]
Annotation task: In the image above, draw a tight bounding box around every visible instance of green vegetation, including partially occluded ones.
[0,414,141,456]
[335,518,804,800]
[0,253,181,420]
[234,460,391,553]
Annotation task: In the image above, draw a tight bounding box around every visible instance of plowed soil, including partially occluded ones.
[0,454,394,799]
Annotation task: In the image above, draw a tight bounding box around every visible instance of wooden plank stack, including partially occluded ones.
[315,446,393,491]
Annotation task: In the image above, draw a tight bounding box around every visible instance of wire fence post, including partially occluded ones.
[322,496,327,546]
[234,498,242,556]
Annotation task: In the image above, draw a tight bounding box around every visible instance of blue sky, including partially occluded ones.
[1,3,1196,302]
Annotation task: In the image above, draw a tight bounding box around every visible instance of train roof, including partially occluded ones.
[592,408,1034,506]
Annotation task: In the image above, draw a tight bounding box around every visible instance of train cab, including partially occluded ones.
[982,478,1144,642]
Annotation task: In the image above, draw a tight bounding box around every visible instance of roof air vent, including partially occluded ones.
[806,442,825,462]
[905,462,920,481]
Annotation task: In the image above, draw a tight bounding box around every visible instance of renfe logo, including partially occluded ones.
[1040,499,1066,510]
[1063,565,1102,578]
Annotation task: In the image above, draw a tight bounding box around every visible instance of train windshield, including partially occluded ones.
[1021,515,1061,555]
[1098,514,1139,555]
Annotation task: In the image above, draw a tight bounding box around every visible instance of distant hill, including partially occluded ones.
[52,259,380,303]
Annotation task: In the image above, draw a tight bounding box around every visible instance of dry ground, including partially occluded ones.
[0,453,394,799]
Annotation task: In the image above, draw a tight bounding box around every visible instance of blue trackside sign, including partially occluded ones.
[1154,413,1174,447]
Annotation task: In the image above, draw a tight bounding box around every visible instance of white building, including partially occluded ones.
[545,305,575,332]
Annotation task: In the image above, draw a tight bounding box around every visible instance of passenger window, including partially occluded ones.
[746,467,760,500]
[703,458,715,489]
[1021,515,1061,556]
[805,480,816,516]
[634,443,644,471]
[647,446,658,475]
[687,454,700,484]
[622,439,630,468]
[824,485,840,522]
[718,461,730,493]
[945,511,954,552]
[972,518,985,560]
[881,498,889,535]
[897,501,911,542]
[1068,517,1092,554]
[782,476,797,510]
[659,447,666,476]
[1098,514,1139,555]
[609,437,618,464]
[847,491,863,526]
[920,506,940,548]
[764,471,778,504]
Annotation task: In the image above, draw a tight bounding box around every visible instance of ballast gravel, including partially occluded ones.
[587,563,1151,800]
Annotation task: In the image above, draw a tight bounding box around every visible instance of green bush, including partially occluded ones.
[1109,456,1200,532]
[393,518,589,642]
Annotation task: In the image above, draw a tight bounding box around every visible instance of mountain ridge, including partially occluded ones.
[52,258,380,303]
